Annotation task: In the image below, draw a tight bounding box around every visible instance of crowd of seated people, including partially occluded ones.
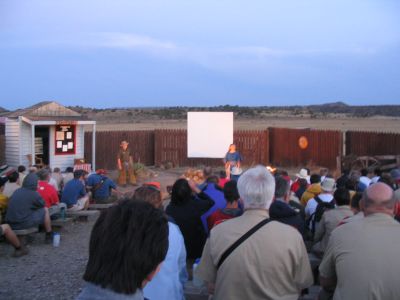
[2,161,400,300]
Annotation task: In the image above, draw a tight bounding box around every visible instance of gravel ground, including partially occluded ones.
[0,219,95,300]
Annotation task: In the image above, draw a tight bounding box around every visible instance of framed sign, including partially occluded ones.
[55,124,76,155]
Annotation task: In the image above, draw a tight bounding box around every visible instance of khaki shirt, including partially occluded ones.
[313,206,353,253]
[319,213,400,300]
[196,209,313,300]
[118,148,132,163]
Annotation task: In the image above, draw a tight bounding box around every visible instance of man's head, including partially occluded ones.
[361,182,395,216]
[37,169,50,182]
[373,167,382,177]
[350,192,363,213]
[7,171,19,183]
[53,167,61,173]
[120,140,129,150]
[133,184,162,209]
[274,176,289,201]
[17,165,26,173]
[73,170,85,180]
[203,166,213,178]
[310,174,321,184]
[237,165,275,210]
[223,180,240,204]
[83,200,168,294]
[321,177,336,194]
[334,187,350,206]
[320,168,329,177]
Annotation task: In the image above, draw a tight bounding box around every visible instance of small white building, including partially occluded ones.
[3,101,96,171]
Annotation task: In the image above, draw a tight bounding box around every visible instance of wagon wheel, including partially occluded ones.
[351,156,380,170]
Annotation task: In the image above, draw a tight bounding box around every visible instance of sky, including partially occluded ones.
[0,0,399,110]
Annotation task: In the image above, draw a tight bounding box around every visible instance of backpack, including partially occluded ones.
[307,195,335,234]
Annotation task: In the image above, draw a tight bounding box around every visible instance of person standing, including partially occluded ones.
[117,140,137,186]
[224,144,242,179]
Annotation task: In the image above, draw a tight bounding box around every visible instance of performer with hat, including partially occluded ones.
[117,140,137,186]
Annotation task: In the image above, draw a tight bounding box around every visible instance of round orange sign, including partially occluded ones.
[298,136,308,149]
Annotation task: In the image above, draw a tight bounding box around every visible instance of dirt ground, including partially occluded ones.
[94,117,400,133]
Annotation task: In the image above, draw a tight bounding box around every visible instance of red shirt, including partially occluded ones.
[207,208,242,231]
[218,178,229,188]
[38,181,59,208]
[290,180,300,193]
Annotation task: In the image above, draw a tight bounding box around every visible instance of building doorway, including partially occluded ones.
[35,126,50,166]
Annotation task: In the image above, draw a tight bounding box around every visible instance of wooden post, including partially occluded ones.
[92,123,96,171]
[342,130,347,157]
[31,124,35,166]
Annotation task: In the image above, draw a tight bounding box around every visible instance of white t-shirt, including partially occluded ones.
[305,193,334,218]
[360,176,371,187]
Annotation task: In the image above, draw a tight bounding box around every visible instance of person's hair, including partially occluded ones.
[275,169,288,177]
[334,187,350,206]
[345,177,358,191]
[223,180,240,204]
[350,170,361,181]
[378,174,396,190]
[298,178,308,189]
[53,167,61,173]
[351,192,363,210]
[37,169,50,181]
[17,165,26,173]
[171,179,192,205]
[360,168,368,177]
[203,166,213,178]
[305,168,311,175]
[274,176,289,198]
[362,185,395,210]
[133,186,162,209]
[73,170,85,179]
[219,170,226,178]
[83,200,168,295]
[310,174,321,184]
[237,165,275,209]
[373,167,382,177]
[320,168,329,176]
[206,175,219,184]
[7,171,19,183]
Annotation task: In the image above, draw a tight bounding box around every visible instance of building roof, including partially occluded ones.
[5,101,92,121]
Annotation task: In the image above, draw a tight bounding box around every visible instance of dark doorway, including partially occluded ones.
[35,126,50,166]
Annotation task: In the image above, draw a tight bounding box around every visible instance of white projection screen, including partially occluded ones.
[187,112,233,158]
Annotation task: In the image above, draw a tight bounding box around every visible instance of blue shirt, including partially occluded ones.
[201,183,227,234]
[224,151,242,163]
[77,283,145,300]
[87,174,116,199]
[61,178,86,206]
[143,222,187,300]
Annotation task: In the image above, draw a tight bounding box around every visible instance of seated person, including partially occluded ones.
[166,178,214,259]
[77,200,168,300]
[37,169,66,216]
[301,174,321,206]
[0,176,9,219]
[218,170,229,188]
[87,169,118,203]
[17,165,27,185]
[62,167,74,188]
[312,188,353,256]
[51,167,64,192]
[270,176,305,235]
[207,180,242,230]
[3,171,20,198]
[338,192,364,226]
[61,170,89,211]
[201,176,226,234]
[133,184,188,300]
[0,223,29,257]
[5,173,53,242]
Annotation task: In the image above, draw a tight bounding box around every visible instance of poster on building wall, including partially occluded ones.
[55,124,76,155]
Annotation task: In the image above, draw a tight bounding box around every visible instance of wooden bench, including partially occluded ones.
[14,227,39,245]
[66,210,100,222]
[88,203,114,210]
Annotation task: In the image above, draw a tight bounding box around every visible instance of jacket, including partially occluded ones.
[6,173,45,226]
[269,200,305,236]
[300,183,321,206]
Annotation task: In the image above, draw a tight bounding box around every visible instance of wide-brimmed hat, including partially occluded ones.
[296,168,308,179]
[321,177,336,192]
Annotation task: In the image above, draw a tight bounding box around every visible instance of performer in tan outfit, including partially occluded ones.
[117,140,136,186]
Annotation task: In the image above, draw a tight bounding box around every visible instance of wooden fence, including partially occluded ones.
[84,128,400,171]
